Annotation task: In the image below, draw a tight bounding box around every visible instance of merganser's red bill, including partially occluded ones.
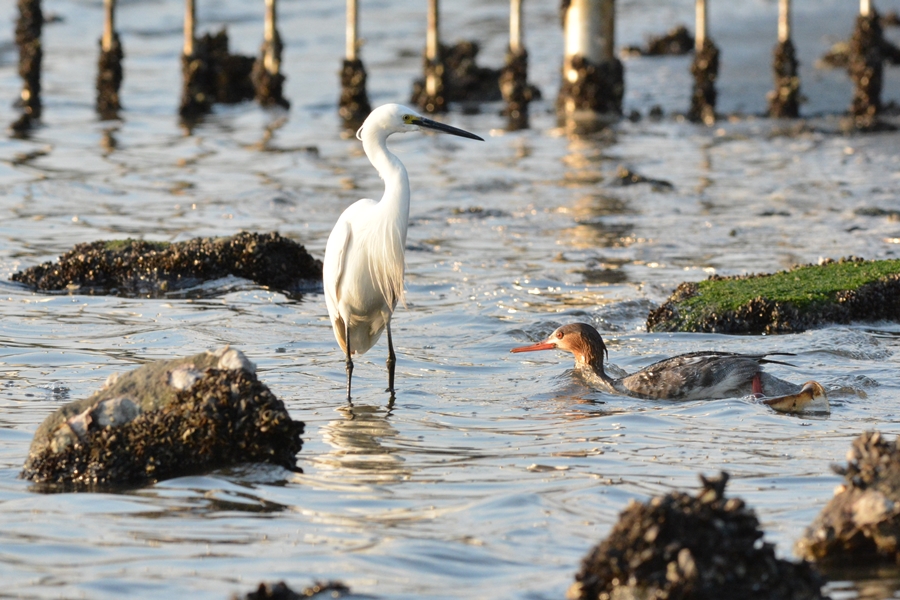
[510,341,555,353]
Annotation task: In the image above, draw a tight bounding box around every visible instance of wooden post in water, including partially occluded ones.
[848,0,883,129]
[411,0,446,113]
[501,0,538,129]
[11,0,43,134]
[184,0,194,57]
[253,0,289,108]
[767,0,800,118]
[557,0,623,121]
[688,0,718,124]
[778,0,790,43]
[510,0,522,55]
[96,0,124,119]
[338,0,371,127]
[694,0,706,50]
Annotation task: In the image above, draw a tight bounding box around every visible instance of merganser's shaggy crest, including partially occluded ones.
[511,323,827,411]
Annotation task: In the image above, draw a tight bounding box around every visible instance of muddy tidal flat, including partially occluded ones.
[1,0,900,598]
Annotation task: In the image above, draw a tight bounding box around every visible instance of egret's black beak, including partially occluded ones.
[414,117,484,141]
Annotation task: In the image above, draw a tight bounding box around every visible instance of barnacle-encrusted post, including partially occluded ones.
[338,0,371,128]
[767,0,800,118]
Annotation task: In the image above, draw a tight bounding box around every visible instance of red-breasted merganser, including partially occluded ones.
[510,323,827,412]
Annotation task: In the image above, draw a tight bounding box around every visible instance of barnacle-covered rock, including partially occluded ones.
[622,25,694,57]
[180,29,255,119]
[569,473,826,600]
[411,41,502,113]
[647,257,900,334]
[11,231,321,297]
[22,348,304,488]
[235,581,350,600]
[797,431,900,565]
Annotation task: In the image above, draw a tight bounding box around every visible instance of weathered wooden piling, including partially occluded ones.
[557,0,623,119]
[96,0,123,120]
[849,0,883,129]
[412,0,446,113]
[500,0,533,129]
[688,0,718,125]
[338,0,371,128]
[767,0,800,118]
[12,0,43,133]
[252,0,289,108]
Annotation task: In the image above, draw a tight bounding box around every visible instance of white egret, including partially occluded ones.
[324,103,483,401]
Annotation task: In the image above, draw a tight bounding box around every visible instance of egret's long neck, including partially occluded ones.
[363,128,410,244]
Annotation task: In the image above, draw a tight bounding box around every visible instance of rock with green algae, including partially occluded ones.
[568,473,827,600]
[11,230,321,297]
[21,348,305,488]
[797,431,900,567]
[647,257,900,334]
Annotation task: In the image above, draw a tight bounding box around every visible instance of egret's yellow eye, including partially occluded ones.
[403,114,414,123]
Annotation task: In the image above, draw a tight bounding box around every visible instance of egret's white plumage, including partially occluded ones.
[324,103,483,401]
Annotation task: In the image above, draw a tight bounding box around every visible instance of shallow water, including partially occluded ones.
[1,0,900,598]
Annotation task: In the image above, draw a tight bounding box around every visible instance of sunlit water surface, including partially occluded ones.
[0,0,899,598]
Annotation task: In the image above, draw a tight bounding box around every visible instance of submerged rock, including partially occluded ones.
[647,257,900,334]
[235,581,350,600]
[614,165,674,190]
[180,29,255,119]
[568,473,827,600]
[798,431,900,566]
[622,25,694,57]
[11,231,322,297]
[22,348,304,488]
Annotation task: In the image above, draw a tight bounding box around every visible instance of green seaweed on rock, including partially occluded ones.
[647,258,900,334]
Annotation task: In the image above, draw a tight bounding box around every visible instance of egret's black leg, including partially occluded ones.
[344,321,353,403]
[386,322,396,397]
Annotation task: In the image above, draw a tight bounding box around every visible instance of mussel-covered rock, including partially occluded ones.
[22,348,305,488]
[11,231,322,297]
[410,41,502,113]
[622,25,694,57]
[235,581,350,600]
[797,431,900,566]
[180,29,256,119]
[647,257,900,334]
[568,473,826,600]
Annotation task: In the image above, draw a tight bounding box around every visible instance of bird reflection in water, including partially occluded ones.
[316,402,411,484]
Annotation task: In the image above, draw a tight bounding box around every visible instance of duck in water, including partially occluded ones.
[510,323,827,413]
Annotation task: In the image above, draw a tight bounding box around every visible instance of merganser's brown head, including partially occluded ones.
[510,323,608,371]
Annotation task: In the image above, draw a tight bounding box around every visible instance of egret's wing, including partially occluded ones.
[323,217,351,321]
